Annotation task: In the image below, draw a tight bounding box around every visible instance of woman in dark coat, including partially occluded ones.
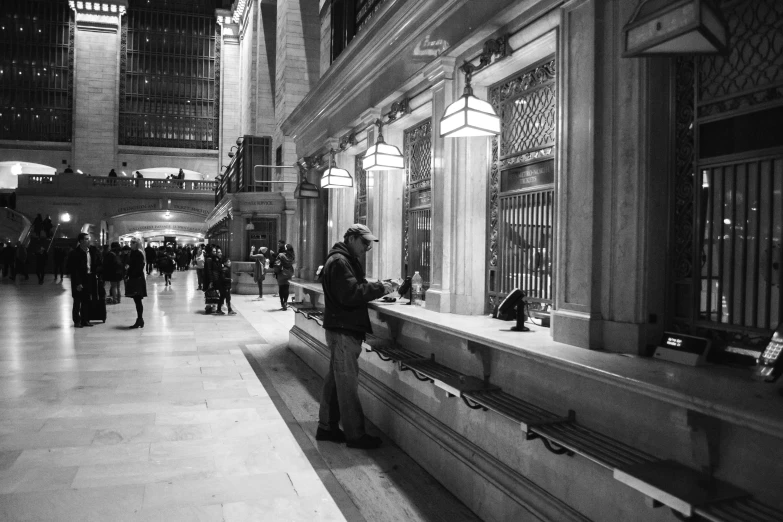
[274,244,295,310]
[124,239,147,328]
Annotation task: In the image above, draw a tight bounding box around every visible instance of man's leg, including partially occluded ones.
[72,295,81,325]
[318,341,340,430]
[328,330,366,441]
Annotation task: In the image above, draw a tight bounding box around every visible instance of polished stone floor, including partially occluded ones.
[0,270,345,521]
[0,270,480,522]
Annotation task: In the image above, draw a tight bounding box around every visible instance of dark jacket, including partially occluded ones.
[102,250,125,282]
[67,247,96,297]
[205,255,225,289]
[127,249,145,278]
[274,252,295,285]
[321,242,386,335]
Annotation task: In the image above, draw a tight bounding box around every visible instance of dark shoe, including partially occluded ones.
[215,310,226,315]
[80,322,93,327]
[129,319,144,329]
[315,427,346,443]
[346,434,382,449]
[227,310,237,315]
[74,323,83,328]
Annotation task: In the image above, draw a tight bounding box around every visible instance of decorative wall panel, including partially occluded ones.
[488,58,556,312]
[0,0,73,142]
[673,0,783,342]
[402,119,432,284]
[119,1,222,149]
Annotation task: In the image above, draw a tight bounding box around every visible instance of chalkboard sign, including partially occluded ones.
[501,159,555,193]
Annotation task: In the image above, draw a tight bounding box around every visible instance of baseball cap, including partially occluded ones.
[346,223,378,242]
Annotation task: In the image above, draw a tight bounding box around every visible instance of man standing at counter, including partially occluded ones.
[317,224,392,449]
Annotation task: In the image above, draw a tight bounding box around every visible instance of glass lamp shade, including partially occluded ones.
[320,167,353,188]
[362,141,404,171]
[439,93,501,138]
[294,180,320,199]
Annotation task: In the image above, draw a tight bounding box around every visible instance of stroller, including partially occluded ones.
[204,287,220,314]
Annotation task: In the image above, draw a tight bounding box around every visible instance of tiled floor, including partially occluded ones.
[0,270,346,521]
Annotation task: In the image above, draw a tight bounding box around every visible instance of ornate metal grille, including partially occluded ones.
[673,0,783,342]
[403,119,432,287]
[487,58,556,312]
[0,0,73,142]
[697,0,783,118]
[354,156,367,225]
[119,1,221,149]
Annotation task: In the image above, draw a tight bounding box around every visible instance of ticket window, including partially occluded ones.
[247,217,277,260]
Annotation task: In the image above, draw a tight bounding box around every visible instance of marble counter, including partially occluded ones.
[291,281,783,438]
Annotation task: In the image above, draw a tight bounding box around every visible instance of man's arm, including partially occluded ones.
[326,257,387,306]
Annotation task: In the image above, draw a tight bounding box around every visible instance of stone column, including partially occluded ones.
[219,19,241,178]
[71,2,124,176]
[551,0,670,353]
[550,0,602,348]
[421,58,455,313]
[254,1,276,137]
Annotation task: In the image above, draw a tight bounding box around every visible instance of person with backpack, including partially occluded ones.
[273,243,295,310]
[158,248,175,286]
[102,242,125,304]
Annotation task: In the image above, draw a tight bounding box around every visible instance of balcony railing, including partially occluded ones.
[18,174,217,194]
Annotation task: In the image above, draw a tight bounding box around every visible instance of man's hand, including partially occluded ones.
[76,284,83,291]
[382,282,394,295]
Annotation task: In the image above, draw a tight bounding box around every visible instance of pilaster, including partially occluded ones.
[551,0,603,349]
[219,21,242,178]
[71,1,125,176]
[421,58,455,313]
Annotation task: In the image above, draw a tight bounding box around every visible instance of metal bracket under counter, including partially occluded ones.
[360,334,781,522]
[288,282,783,520]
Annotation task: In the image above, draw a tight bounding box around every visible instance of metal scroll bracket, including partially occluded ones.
[467,340,493,382]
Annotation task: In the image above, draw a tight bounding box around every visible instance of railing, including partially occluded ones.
[27,175,55,185]
[18,174,216,193]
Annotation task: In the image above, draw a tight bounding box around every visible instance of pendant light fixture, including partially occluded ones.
[320,149,353,189]
[623,0,728,57]
[439,35,509,139]
[294,161,320,199]
[362,119,404,171]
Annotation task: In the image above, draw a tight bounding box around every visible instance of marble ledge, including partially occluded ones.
[290,280,783,439]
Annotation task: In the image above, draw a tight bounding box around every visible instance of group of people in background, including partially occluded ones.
[249,239,295,311]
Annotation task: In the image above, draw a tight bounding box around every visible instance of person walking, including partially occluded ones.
[68,233,94,328]
[42,215,53,238]
[14,241,29,281]
[2,242,14,278]
[249,246,270,299]
[124,238,147,328]
[34,246,48,284]
[316,224,392,449]
[102,242,124,303]
[144,243,155,275]
[194,245,205,290]
[215,255,236,315]
[52,246,67,282]
[202,245,219,313]
[273,244,295,310]
[32,214,43,238]
[159,248,175,286]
